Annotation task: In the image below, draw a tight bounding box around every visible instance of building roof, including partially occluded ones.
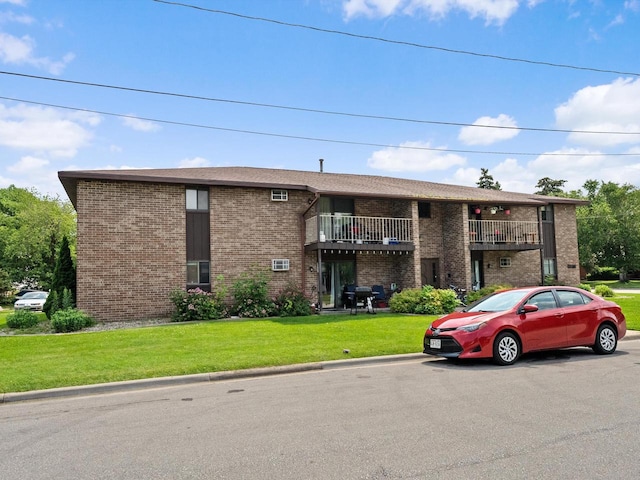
[58,166,587,208]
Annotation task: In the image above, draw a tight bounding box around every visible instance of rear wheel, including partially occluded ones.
[493,332,520,366]
[593,324,617,355]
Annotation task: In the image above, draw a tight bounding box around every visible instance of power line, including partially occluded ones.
[2,95,639,158]
[153,0,640,78]
[1,70,639,136]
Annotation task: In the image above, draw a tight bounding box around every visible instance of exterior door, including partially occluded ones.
[421,258,439,287]
[471,251,483,291]
[321,260,355,309]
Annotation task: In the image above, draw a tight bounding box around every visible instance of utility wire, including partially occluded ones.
[153,0,640,78]
[2,95,639,158]
[1,70,639,136]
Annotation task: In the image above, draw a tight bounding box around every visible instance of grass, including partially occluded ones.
[1,290,638,395]
[585,279,640,289]
[0,313,432,393]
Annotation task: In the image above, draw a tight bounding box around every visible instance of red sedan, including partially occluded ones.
[423,286,626,365]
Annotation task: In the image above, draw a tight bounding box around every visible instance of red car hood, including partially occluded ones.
[431,311,504,329]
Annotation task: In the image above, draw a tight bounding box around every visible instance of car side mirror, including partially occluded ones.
[518,304,539,314]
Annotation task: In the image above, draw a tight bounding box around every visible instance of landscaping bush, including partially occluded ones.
[578,283,592,292]
[6,309,40,329]
[466,284,513,304]
[587,267,619,281]
[231,268,275,318]
[594,284,614,297]
[51,309,95,333]
[388,288,422,313]
[169,283,228,322]
[273,283,312,317]
[389,286,459,315]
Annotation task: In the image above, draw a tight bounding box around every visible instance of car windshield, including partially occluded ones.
[21,292,47,299]
[466,289,534,313]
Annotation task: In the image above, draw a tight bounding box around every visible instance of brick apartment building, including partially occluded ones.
[58,166,587,322]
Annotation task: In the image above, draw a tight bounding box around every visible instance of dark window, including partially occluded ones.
[418,202,431,218]
[187,261,210,285]
[556,290,592,307]
[186,188,209,211]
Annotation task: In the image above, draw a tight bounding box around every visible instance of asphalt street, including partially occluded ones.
[1,338,640,479]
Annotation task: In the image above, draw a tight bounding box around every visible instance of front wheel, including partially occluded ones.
[593,324,617,355]
[493,332,520,366]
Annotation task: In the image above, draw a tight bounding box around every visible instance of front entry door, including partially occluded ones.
[471,251,483,291]
[321,260,355,309]
[421,258,439,287]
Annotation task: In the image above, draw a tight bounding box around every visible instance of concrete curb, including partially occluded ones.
[2,334,638,404]
[0,353,424,404]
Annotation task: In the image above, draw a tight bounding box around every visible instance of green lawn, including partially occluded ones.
[1,291,638,395]
[0,313,432,393]
[585,279,640,289]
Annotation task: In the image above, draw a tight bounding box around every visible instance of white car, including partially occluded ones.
[14,291,49,311]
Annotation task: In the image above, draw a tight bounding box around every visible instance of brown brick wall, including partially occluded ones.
[211,186,308,299]
[442,203,471,289]
[553,204,581,285]
[482,250,541,287]
[76,180,185,322]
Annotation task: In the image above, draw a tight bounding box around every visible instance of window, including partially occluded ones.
[187,261,210,284]
[272,259,290,271]
[541,205,554,221]
[525,291,558,311]
[186,188,209,211]
[556,290,590,308]
[543,258,557,276]
[499,257,512,268]
[418,202,431,218]
[271,189,288,201]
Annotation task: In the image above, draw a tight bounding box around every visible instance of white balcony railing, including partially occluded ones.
[469,220,539,244]
[306,214,413,245]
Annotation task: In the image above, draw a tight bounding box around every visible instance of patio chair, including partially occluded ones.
[371,285,387,307]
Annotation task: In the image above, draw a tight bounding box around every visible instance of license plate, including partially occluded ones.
[429,338,441,349]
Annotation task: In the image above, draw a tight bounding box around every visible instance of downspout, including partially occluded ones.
[538,206,545,285]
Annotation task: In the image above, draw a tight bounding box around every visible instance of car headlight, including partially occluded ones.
[457,322,486,332]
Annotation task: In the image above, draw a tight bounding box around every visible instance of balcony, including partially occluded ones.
[469,220,541,251]
[305,214,414,253]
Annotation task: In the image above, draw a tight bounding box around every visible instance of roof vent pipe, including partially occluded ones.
[319,158,324,173]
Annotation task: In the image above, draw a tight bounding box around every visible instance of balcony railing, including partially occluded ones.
[306,214,413,245]
[469,220,539,245]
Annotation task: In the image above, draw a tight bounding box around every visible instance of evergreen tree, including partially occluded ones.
[535,177,567,196]
[43,235,76,318]
[476,168,502,190]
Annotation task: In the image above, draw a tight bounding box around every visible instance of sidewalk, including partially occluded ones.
[3,331,639,404]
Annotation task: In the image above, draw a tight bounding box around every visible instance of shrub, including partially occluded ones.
[578,283,592,292]
[231,268,275,318]
[44,290,60,319]
[61,287,74,310]
[466,284,513,304]
[388,288,422,313]
[273,283,312,317]
[587,267,619,281]
[51,309,95,333]
[169,282,228,322]
[594,284,614,297]
[6,309,40,329]
[389,286,459,315]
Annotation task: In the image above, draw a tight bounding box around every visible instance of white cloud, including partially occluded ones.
[0,0,27,5]
[121,116,161,132]
[2,155,65,198]
[0,102,98,157]
[555,77,640,147]
[343,0,521,25]
[0,11,34,24]
[458,114,519,145]
[367,140,466,172]
[0,32,74,74]
[178,157,211,168]
[625,1,640,12]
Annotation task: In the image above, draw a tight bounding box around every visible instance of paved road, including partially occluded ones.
[2,340,640,479]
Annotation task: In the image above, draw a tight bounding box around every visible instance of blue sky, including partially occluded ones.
[1,0,640,200]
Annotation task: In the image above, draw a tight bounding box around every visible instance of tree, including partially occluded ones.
[43,235,76,318]
[0,186,76,289]
[476,168,502,190]
[535,177,566,196]
[576,180,640,281]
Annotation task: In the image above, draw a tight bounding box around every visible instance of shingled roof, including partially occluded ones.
[58,166,586,208]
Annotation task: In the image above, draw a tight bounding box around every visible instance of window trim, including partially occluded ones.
[272,259,290,271]
[271,189,288,202]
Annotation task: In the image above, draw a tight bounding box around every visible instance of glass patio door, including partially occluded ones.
[321,260,355,309]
